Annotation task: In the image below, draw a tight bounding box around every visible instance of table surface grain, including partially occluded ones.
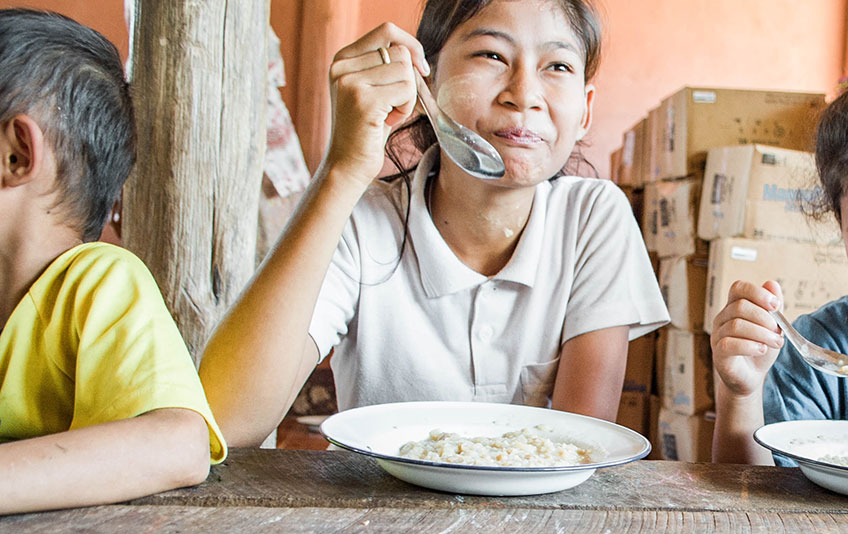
[4,448,848,533]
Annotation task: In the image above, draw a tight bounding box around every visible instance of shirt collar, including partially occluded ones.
[408,146,548,298]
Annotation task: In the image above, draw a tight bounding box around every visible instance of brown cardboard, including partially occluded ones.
[639,116,651,185]
[645,106,661,183]
[662,327,713,416]
[610,146,622,184]
[624,332,655,393]
[704,238,848,333]
[697,144,840,245]
[620,119,646,187]
[632,118,646,187]
[659,255,708,331]
[649,251,660,278]
[655,327,667,399]
[620,128,636,186]
[647,394,662,460]
[620,185,644,226]
[642,183,659,252]
[655,175,709,258]
[657,87,825,180]
[617,391,650,436]
[657,408,715,462]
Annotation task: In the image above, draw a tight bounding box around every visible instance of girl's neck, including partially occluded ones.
[427,163,535,277]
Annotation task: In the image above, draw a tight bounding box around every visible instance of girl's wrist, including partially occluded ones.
[314,163,373,207]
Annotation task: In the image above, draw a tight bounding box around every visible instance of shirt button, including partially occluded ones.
[478,325,494,341]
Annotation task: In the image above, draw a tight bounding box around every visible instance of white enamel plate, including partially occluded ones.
[755,420,848,496]
[320,401,650,496]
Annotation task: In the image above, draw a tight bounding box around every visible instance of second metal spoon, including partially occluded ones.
[770,309,848,377]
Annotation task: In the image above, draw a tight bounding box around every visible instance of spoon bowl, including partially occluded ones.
[770,309,848,377]
[414,70,505,180]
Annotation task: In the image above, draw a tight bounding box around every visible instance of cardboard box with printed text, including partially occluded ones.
[657,87,825,180]
[662,328,714,416]
[642,183,659,252]
[655,175,709,258]
[704,238,848,333]
[659,255,708,331]
[698,144,841,245]
[658,409,715,462]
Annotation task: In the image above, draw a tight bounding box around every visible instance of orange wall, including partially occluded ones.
[589,0,847,179]
[2,0,845,179]
[0,0,128,58]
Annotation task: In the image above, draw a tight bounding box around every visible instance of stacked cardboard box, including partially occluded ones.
[612,87,828,463]
[699,144,846,332]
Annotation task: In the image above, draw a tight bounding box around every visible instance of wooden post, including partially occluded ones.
[123,0,268,362]
[294,0,361,172]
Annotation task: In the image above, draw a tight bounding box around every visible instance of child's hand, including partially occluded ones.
[323,23,428,189]
[710,280,785,398]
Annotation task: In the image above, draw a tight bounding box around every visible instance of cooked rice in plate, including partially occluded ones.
[398,425,600,467]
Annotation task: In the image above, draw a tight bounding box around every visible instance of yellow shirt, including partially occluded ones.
[0,243,226,463]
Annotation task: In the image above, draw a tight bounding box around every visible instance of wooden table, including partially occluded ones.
[4,448,848,532]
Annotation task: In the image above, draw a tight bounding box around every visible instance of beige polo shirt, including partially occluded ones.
[309,147,669,411]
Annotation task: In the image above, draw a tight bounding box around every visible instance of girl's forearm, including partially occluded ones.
[199,165,368,446]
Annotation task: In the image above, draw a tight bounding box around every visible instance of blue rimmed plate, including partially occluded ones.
[755,419,848,495]
[320,401,650,496]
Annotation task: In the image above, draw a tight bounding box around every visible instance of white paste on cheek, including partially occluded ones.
[435,73,485,119]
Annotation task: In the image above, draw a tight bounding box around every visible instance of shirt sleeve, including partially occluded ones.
[308,217,363,362]
[67,248,227,463]
[763,305,847,466]
[562,182,669,342]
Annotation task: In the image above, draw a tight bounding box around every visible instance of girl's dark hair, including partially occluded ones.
[384,0,603,182]
[812,90,848,225]
[0,8,136,242]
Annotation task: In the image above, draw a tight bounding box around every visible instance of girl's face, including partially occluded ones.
[432,0,594,186]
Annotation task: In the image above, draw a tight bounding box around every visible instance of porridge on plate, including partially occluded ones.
[785,434,848,467]
[398,425,602,467]
[818,454,848,466]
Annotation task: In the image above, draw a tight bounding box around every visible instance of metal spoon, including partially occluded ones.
[414,70,505,180]
[770,309,848,377]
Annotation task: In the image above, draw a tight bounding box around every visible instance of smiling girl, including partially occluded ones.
[200,0,669,446]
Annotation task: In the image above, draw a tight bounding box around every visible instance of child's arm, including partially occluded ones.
[0,407,209,515]
[199,24,429,447]
[711,280,785,465]
[551,325,630,421]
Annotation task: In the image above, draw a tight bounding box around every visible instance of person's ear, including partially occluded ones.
[2,114,45,187]
[575,84,595,141]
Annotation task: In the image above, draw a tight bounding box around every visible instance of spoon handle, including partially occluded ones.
[769,309,808,356]
[413,69,439,124]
